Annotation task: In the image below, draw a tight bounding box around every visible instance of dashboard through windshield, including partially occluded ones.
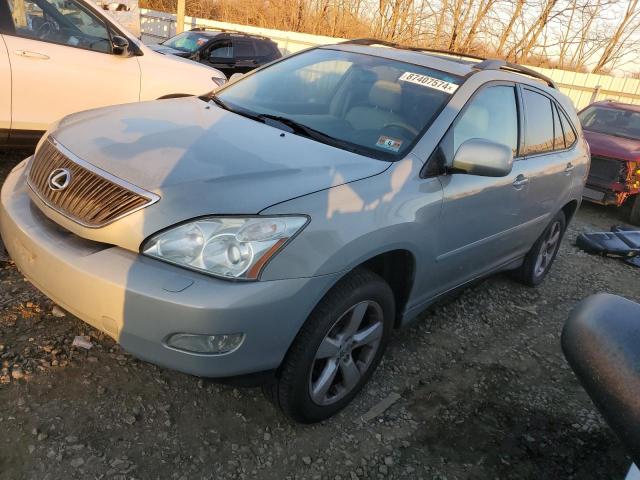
[215,48,462,160]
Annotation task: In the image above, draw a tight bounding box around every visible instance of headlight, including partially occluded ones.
[142,216,308,280]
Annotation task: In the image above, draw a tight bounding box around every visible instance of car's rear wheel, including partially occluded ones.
[514,210,566,286]
[630,195,640,226]
[263,269,394,423]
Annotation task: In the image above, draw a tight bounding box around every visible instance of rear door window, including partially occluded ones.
[233,39,255,60]
[522,89,554,156]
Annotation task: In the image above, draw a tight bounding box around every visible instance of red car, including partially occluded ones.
[579,100,640,225]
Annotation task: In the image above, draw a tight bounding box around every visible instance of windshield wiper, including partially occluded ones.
[204,95,274,125]
[206,94,232,111]
[202,101,364,154]
[256,114,359,152]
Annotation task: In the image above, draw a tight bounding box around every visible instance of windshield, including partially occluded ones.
[579,106,640,141]
[163,32,211,53]
[215,48,461,160]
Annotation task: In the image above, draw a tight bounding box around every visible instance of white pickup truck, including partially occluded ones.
[0,0,226,146]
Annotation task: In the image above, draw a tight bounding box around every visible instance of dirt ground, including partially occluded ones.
[0,148,638,480]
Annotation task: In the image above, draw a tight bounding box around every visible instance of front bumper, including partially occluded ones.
[0,163,339,377]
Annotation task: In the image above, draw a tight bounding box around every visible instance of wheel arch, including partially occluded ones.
[357,249,416,328]
[561,199,579,224]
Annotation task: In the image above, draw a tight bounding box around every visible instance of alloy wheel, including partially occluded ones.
[534,220,562,277]
[308,300,384,406]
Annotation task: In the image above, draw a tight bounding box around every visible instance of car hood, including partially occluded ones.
[47,97,390,249]
[147,43,191,57]
[584,129,640,162]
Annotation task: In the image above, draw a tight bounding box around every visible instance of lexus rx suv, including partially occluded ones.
[0,40,589,422]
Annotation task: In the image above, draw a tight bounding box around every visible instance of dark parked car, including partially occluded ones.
[579,100,640,225]
[148,28,282,78]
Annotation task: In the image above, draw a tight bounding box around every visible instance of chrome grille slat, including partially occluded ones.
[27,138,159,228]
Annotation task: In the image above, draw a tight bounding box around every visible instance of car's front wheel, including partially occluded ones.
[264,269,395,423]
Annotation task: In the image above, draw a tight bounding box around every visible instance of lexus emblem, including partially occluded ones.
[47,168,72,191]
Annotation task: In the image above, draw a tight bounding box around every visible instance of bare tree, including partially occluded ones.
[140,0,640,75]
[593,0,640,73]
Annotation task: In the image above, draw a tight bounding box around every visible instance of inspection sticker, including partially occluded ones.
[399,72,459,94]
[376,136,403,152]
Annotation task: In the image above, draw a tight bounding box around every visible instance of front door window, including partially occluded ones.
[8,0,112,53]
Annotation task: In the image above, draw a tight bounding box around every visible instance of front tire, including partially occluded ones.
[264,269,395,423]
[514,210,566,286]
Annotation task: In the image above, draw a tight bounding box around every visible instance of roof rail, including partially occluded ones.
[339,38,399,48]
[339,38,558,90]
[340,39,486,61]
[474,59,557,89]
[189,26,269,40]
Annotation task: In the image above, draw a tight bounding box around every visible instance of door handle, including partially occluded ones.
[512,175,529,188]
[565,163,575,173]
[14,50,50,60]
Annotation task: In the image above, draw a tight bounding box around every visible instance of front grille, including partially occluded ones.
[27,138,159,228]
[589,156,627,184]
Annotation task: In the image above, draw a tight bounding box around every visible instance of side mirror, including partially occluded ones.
[112,35,129,55]
[451,138,514,177]
[229,73,244,82]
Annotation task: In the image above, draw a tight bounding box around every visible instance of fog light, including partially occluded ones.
[166,333,244,354]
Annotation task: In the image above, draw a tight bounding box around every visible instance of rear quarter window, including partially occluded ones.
[559,107,577,147]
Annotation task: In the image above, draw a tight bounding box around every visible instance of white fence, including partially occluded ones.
[140,9,640,110]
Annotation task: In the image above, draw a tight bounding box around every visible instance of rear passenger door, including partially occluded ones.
[433,83,533,293]
[518,87,576,241]
[231,38,259,74]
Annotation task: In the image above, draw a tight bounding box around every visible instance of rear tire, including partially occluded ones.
[514,210,566,286]
[263,269,395,423]
[630,195,640,226]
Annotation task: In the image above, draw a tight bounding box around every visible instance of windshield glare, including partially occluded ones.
[579,106,640,141]
[163,32,211,53]
[216,49,461,160]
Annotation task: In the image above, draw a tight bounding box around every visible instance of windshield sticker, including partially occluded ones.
[399,72,459,94]
[376,136,403,152]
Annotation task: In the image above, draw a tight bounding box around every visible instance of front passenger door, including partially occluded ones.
[4,0,140,131]
[432,84,532,293]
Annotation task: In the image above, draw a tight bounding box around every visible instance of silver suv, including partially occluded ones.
[0,40,589,422]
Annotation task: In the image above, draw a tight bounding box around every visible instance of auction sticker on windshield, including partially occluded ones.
[399,72,459,94]
[376,136,403,152]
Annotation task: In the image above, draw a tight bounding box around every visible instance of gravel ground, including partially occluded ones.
[0,148,639,480]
